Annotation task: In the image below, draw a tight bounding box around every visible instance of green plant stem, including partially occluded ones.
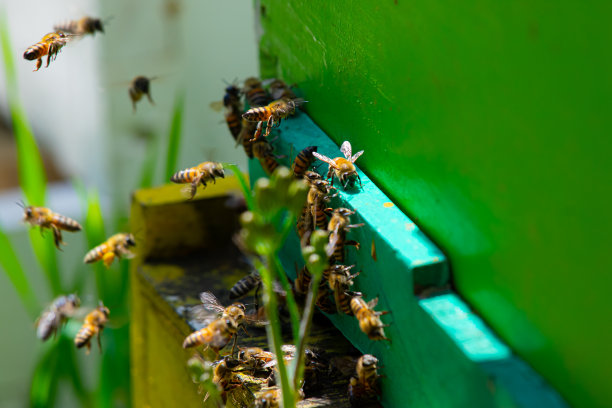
[257,257,295,407]
[290,269,323,391]
[164,92,185,182]
[271,255,300,342]
[223,163,255,211]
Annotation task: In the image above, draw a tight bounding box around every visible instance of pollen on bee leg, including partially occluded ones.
[102,252,116,268]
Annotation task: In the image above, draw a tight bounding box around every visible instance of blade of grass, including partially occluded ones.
[0,224,40,319]
[78,187,108,301]
[29,343,60,408]
[223,163,255,210]
[163,92,185,182]
[1,14,61,295]
[138,132,159,189]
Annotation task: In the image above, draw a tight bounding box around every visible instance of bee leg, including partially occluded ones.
[45,53,52,68]
[52,226,64,250]
[230,335,238,356]
[34,58,42,71]
[249,121,263,142]
[132,100,137,113]
[85,341,92,355]
[147,92,155,105]
[264,119,274,137]
[102,252,116,268]
[345,240,360,250]
[97,332,103,353]
[357,173,363,188]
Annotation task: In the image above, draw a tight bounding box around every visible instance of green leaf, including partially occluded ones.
[29,343,60,408]
[164,92,185,182]
[138,132,159,189]
[0,224,39,319]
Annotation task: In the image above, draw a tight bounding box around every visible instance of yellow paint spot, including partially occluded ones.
[383,202,394,208]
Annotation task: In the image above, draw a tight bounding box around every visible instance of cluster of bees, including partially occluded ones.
[23,202,136,351]
[22,14,387,406]
[171,78,389,407]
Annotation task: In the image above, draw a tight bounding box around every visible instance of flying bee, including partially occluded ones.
[326,208,364,264]
[242,98,304,139]
[243,77,272,108]
[36,294,80,341]
[184,292,262,355]
[292,146,318,179]
[128,75,156,112]
[350,296,390,342]
[183,316,241,355]
[229,271,262,300]
[267,79,297,101]
[170,161,225,200]
[312,141,364,189]
[75,303,110,354]
[348,354,382,407]
[20,204,82,249]
[328,265,361,315]
[54,16,106,36]
[84,232,136,268]
[23,31,70,71]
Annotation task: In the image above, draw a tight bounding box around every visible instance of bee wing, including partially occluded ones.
[209,100,224,112]
[187,305,218,328]
[351,150,364,163]
[244,312,269,328]
[367,297,379,309]
[340,141,353,159]
[199,291,226,314]
[326,231,340,258]
[312,152,339,169]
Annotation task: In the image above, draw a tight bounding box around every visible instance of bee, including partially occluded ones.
[350,296,390,341]
[20,204,82,249]
[251,138,281,175]
[348,354,382,407]
[293,265,312,297]
[315,285,337,314]
[183,316,241,355]
[268,79,297,101]
[184,292,257,355]
[236,347,276,374]
[84,232,136,268]
[254,389,280,408]
[273,345,327,393]
[128,75,156,112]
[297,177,335,242]
[327,265,361,315]
[54,16,105,36]
[23,31,69,71]
[242,98,303,139]
[243,77,271,108]
[237,119,256,158]
[304,170,322,183]
[170,161,225,200]
[327,208,364,264]
[312,141,364,189]
[230,271,262,300]
[291,146,318,179]
[35,294,80,341]
[211,84,243,142]
[208,356,249,405]
[75,303,110,353]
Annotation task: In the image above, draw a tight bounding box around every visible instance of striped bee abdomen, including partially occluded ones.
[171,168,200,183]
[182,329,204,348]
[229,273,261,299]
[242,106,271,122]
[260,156,279,175]
[74,326,94,348]
[52,214,82,231]
[292,146,318,178]
[84,243,110,264]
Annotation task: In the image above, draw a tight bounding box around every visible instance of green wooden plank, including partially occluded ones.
[248,112,497,408]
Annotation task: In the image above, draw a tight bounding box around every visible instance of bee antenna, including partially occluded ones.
[103,15,115,25]
[15,200,25,209]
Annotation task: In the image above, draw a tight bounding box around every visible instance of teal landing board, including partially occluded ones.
[247,110,500,408]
